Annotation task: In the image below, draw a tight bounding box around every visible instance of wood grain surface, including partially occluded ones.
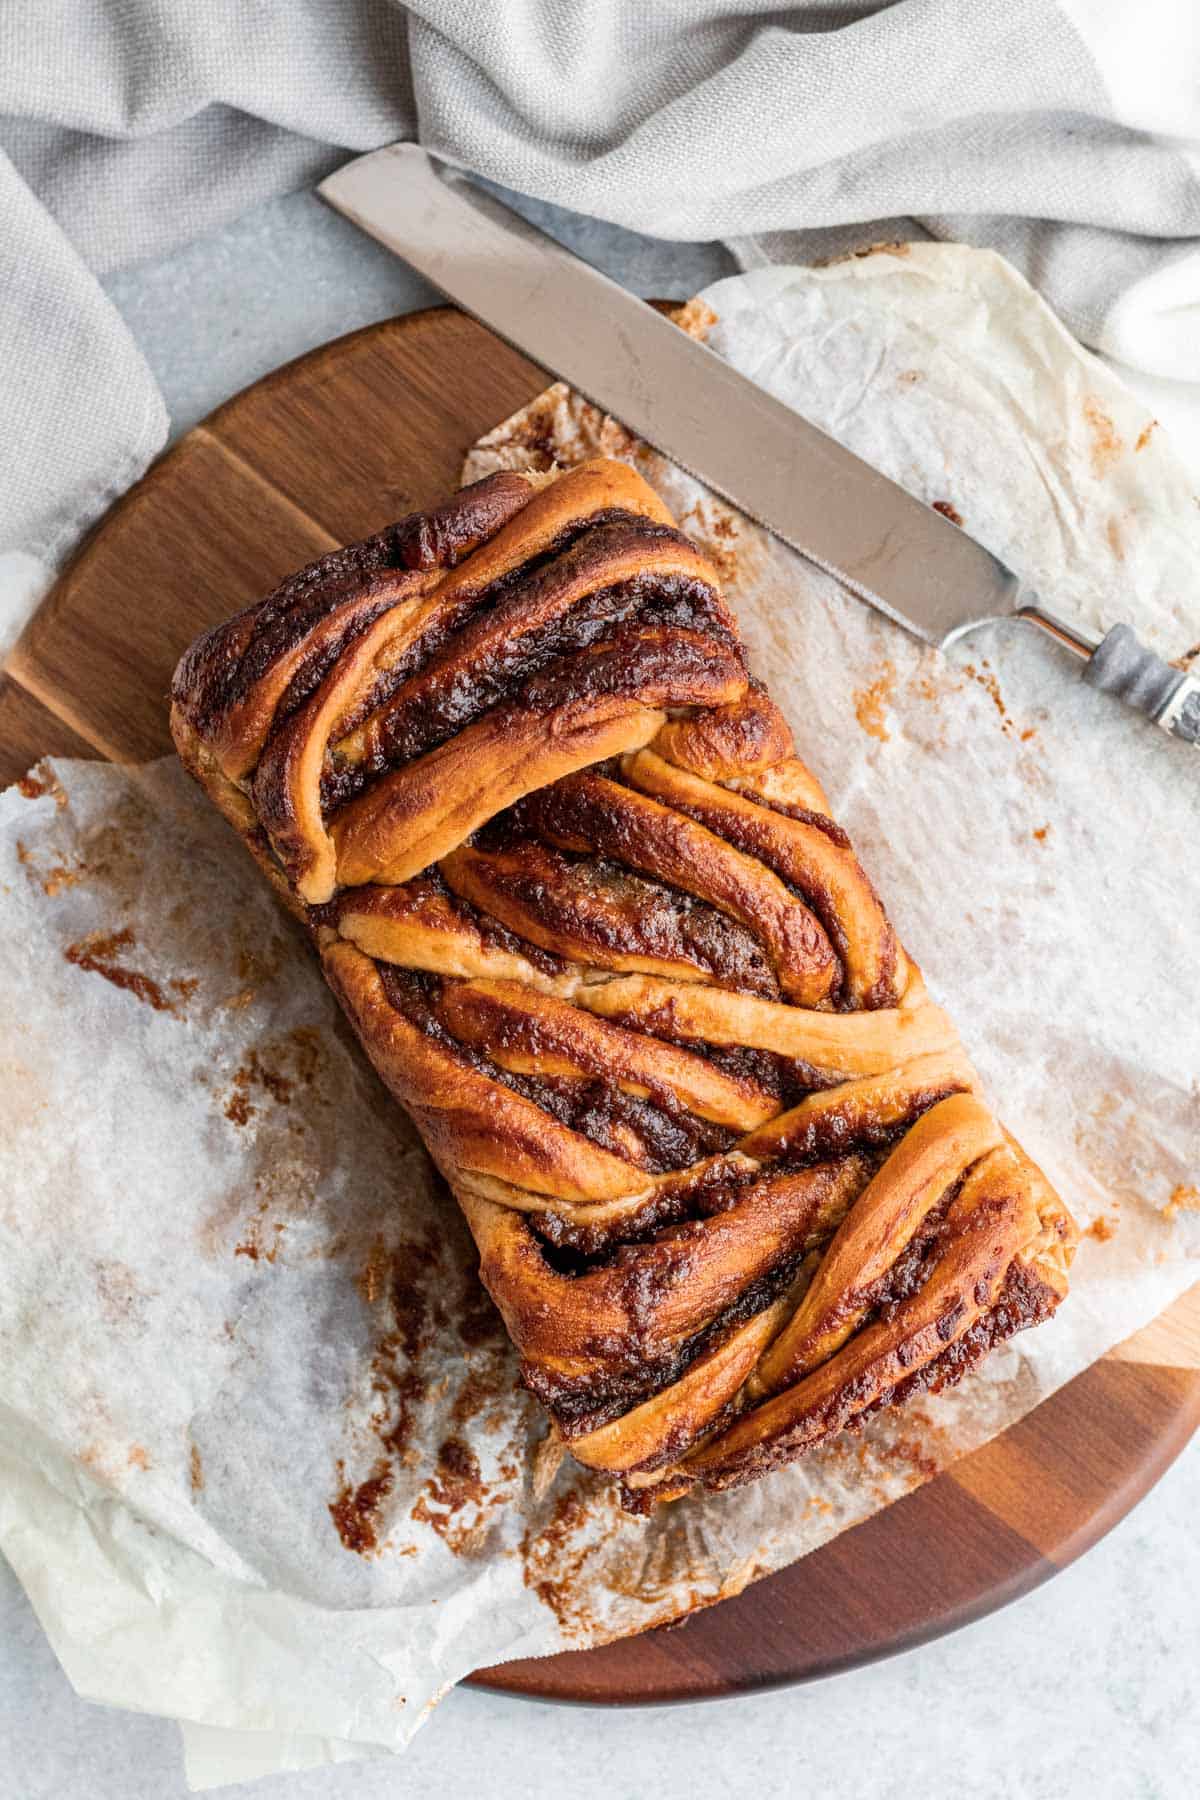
[6,306,1197,1702]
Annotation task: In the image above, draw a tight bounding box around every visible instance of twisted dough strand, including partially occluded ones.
[172,458,1076,1509]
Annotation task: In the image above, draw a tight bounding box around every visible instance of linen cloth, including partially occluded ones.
[2,0,1199,625]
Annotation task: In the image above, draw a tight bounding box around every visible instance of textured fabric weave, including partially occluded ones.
[2,0,1198,575]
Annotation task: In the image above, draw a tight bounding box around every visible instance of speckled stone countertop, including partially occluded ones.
[1,185,1196,1800]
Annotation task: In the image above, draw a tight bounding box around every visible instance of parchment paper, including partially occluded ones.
[1,246,1197,1790]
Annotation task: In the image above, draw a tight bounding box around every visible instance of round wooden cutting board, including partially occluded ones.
[4,307,1198,1704]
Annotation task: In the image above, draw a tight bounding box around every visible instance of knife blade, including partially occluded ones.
[319,144,1199,747]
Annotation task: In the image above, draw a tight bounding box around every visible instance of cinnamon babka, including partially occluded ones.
[171,458,1076,1510]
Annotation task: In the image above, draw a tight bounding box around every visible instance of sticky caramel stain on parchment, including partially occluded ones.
[1164,1184,1200,1222]
[234,1216,286,1264]
[1084,396,1123,478]
[599,1506,709,1611]
[219,934,289,1011]
[17,806,139,899]
[796,1395,967,1522]
[65,927,168,1011]
[330,1457,395,1554]
[450,1354,511,1432]
[202,1147,322,1267]
[962,661,1017,738]
[520,1485,603,1635]
[329,1220,525,1561]
[853,662,896,741]
[516,1474,723,1643]
[63,926,197,1016]
[224,1085,254,1128]
[15,763,67,807]
[16,839,81,896]
[17,786,149,907]
[410,1436,499,1557]
[823,1410,961,1508]
[329,1236,441,1555]
[222,1027,325,1128]
[355,1235,391,1308]
[861,652,1036,754]
[885,1432,941,1482]
[909,652,966,724]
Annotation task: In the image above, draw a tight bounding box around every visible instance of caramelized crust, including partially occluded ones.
[436,979,779,1131]
[518,772,838,1006]
[171,457,1076,1510]
[441,840,781,995]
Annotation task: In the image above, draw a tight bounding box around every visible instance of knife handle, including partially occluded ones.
[1019,605,1200,746]
[1082,624,1200,744]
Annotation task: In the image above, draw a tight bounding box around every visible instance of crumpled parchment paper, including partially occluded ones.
[1,246,1197,1790]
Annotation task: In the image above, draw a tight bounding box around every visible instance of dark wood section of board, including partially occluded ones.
[5,305,1197,1705]
[473,1350,1200,1701]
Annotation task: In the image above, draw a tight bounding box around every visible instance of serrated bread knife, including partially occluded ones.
[320,145,1199,749]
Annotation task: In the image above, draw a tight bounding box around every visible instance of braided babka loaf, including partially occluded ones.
[171,458,1076,1510]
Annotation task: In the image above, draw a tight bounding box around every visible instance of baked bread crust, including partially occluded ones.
[172,458,1076,1509]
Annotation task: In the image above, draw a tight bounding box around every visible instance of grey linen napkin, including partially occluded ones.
[2,0,1199,622]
